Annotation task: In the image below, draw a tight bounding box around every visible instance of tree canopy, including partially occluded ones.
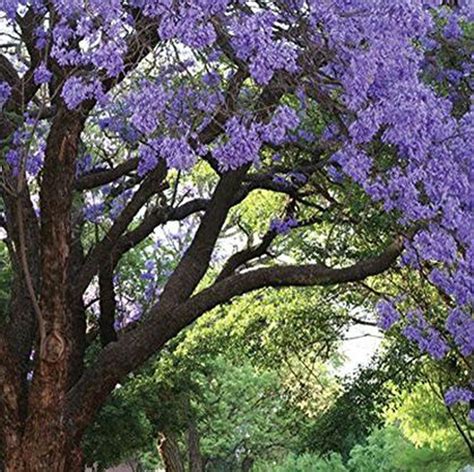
[0,0,472,470]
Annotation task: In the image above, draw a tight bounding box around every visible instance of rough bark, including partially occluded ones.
[187,419,203,472]
[1,107,85,471]
[158,432,185,472]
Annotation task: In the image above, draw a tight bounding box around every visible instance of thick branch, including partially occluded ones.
[216,231,277,281]
[98,260,118,346]
[158,167,249,309]
[75,159,139,191]
[66,237,402,435]
[74,162,167,295]
[113,198,209,262]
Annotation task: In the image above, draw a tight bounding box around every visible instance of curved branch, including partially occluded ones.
[66,237,403,435]
[75,159,139,191]
[74,162,167,295]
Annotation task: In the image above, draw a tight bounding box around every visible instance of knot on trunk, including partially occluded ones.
[40,331,66,363]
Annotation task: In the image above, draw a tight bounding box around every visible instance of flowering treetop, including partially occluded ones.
[0,0,473,467]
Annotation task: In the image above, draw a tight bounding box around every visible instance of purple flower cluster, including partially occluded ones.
[444,386,474,407]
[140,259,156,282]
[33,63,52,85]
[213,118,262,171]
[130,81,169,135]
[138,141,160,177]
[0,81,11,110]
[332,146,373,185]
[137,136,196,175]
[402,311,449,360]
[110,189,133,221]
[261,106,300,145]
[160,137,196,171]
[376,300,401,331]
[5,149,20,175]
[83,202,106,224]
[446,308,474,357]
[269,217,298,235]
[232,11,298,85]
[302,1,473,367]
[61,77,105,110]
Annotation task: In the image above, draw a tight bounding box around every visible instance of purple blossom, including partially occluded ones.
[0,81,11,109]
[110,189,133,220]
[138,141,160,177]
[443,13,462,40]
[76,154,94,177]
[130,82,169,135]
[413,228,458,265]
[272,175,291,188]
[202,71,221,87]
[91,40,126,77]
[84,202,105,223]
[27,146,45,177]
[33,63,52,85]
[327,165,344,183]
[444,386,474,407]
[213,118,262,171]
[376,300,401,331]
[402,311,449,360]
[160,137,197,171]
[232,11,297,85]
[270,217,298,235]
[446,308,474,357]
[61,77,102,110]
[262,106,300,145]
[332,146,373,184]
[140,259,156,281]
[34,26,48,50]
[6,149,20,175]
[288,172,308,185]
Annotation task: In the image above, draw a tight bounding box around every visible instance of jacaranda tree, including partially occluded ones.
[0,0,472,469]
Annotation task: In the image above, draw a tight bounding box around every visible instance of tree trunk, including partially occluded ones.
[158,432,185,472]
[187,419,203,472]
[241,455,254,472]
[0,110,86,472]
[4,419,85,472]
[3,435,84,472]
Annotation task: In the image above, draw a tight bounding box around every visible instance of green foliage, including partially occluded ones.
[82,282,344,469]
[82,390,154,471]
[228,188,285,235]
[255,452,347,472]
[386,382,463,451]
[259,426,472,472]
[347,427,403,472]
[303,342,420,458]
[347,427,471,472]
[195,356,297,470]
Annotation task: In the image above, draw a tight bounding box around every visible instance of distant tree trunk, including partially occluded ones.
[187,419,203,472]
[158,432,185,472]
[241,455,254,472]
